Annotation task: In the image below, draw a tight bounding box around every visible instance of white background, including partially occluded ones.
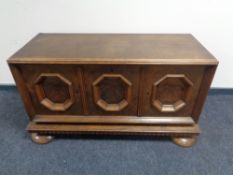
[0,0,232,87]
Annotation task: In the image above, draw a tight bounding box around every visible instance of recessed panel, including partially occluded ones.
[42,76,70,103]
[140,66,205,117]
[34,73,74,111]
[19,65,84,115]
[98,76,127,103]
[92,74,132,112]
[152,74,193,113]
[83,65,139,115]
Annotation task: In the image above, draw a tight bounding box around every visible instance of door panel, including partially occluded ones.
[19,65,84,115]
[83,65,140,115]
[140,66,205,117]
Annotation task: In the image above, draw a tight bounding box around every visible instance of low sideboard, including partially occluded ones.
[8,34,218,147]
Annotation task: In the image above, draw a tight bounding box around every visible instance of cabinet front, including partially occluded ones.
[17,64,205,121]
[19,65,85,115]
[140,65,205,118]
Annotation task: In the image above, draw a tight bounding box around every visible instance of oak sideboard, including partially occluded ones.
[8,34,218,147]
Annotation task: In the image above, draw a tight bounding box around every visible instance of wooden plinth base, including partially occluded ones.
[28,122,199,147]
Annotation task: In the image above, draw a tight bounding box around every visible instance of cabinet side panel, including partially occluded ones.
[9,64,35,120]
[191,65,217,122]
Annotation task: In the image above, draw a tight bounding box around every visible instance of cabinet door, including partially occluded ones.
[83,65,140,116]
[19,65,84,115]
[140,65,205,117]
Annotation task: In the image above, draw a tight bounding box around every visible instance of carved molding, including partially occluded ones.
[34,73,74,111]
[92,74,132,112]
[151,74,193,113]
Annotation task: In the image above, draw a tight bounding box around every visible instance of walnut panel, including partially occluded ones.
[39,75,71,103]
[92,74,132,112]
[34,73,75,111]
[19,65,84,115]
[83,65,139,115]
[140,66,205,117]
[152,74,193,113]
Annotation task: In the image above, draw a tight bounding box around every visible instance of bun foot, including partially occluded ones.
[172,135,197,148]
[31,133,54,144]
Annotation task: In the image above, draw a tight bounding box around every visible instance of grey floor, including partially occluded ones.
[0,87,233,175]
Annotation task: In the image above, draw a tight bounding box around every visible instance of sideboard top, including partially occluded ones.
[8,33,218,65]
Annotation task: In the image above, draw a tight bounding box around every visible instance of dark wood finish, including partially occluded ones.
[191,66,218,122]
[78,67,88,115]
[17,65,84,115]
[151,74,193,113]
[140,66,205,118]
[83,65,140,115]
[8,34,218,147]
[9,65,36,120]
[92,73,132,112]
[34,73,75,111]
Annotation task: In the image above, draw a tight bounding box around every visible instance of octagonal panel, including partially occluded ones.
[34,73,75,111]
[151,74,193,113]
[92,74,132,112]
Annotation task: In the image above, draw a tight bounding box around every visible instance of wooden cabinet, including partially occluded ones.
[8,34,218,147]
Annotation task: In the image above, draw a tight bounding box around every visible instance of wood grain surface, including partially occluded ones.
[8,33,218,65]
